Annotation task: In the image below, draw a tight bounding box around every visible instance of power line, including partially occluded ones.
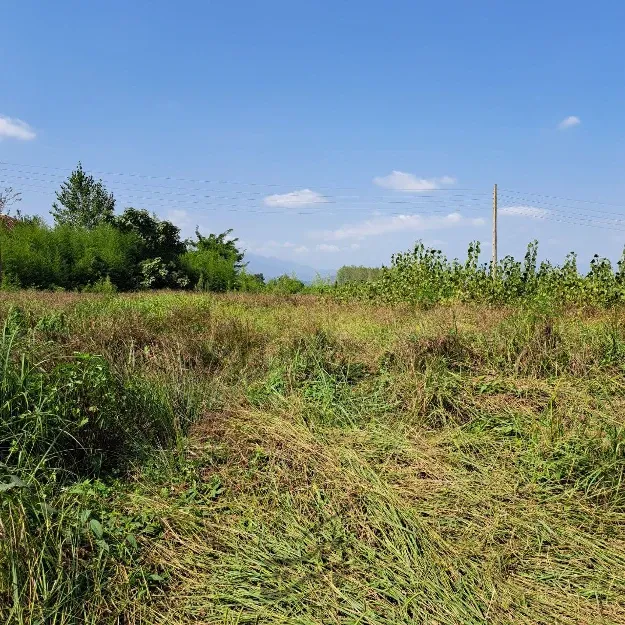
[0,178,492,219]
[0,180,490,214]
[0,171,492,215]
[499,209,625,234]
[0,172,490,207]
[0,165,490,204]
[0,160,485,194]
[498,195,625,223]
[7,172,624,229]
[500,188,625,209]
[4,160,624,236]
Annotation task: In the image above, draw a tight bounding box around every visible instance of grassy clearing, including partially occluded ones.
[1,292,624,624]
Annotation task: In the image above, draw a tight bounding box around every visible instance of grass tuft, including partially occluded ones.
[1,292,624,623]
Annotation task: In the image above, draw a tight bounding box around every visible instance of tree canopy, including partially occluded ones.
[0,163,276,294]
[51,163,116,229]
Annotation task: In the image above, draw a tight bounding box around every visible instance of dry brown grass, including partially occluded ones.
[2,292,625,624]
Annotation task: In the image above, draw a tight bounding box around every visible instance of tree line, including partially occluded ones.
[15,163,623,305]
[0,164,268,292]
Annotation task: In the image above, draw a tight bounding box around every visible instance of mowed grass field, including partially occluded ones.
[1,292,624,624]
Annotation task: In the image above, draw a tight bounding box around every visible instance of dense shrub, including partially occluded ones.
[265,274,306,294]
[336,265,383,285]
[0,217,243,292]
[1,219,140,290]
[337,240,625,307]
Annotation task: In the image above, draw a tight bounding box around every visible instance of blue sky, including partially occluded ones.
[2,0,625,272]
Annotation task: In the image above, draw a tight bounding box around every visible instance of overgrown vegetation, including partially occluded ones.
[335,264,384,285]
[336,240,625,307]
[1,165,252,292]
[8,165,625,307]
[2,164,625,621]
[1,292,624,623]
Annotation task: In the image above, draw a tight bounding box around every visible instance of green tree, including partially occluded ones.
[265,274,305,294]
[114,208,188,289]
[190,228,245,268]
[237,270,265,292]
[0,187,21,216]
[181,229,245,292]
[336,265,383,285]
[0,187,21,286]
[1,219,140,290]
[114,207,185,261]
[51,162,115,229]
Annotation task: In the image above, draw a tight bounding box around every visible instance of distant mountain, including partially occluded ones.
[244,253,333,283]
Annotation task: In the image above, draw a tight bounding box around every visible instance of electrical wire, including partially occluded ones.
[0,171,491,216]
[0,166,489,207]
[4,161,624,235]
[498,194,625,221]
[500,188,625,209]
[0,160,486,194]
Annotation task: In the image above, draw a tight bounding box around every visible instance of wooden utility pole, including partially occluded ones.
[492,183,498,276]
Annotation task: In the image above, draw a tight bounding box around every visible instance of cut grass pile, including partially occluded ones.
[0,292,624,624]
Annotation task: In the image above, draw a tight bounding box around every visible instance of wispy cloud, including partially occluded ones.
[316,243,340,252]
[0,115,36,140]
[243,240,310,256]
[499,205,549,219]
[167,209,190,226]
[373,171,456,192]
[257,240,299,250]
[264,188,327,208]
[558,115,580,130]
[318,212,484,241]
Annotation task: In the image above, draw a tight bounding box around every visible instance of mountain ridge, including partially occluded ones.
[244,253,334,283]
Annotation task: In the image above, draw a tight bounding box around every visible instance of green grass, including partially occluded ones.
[1,292,624,623]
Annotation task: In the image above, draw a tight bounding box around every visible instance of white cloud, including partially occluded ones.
[558,115,580,130]
[167,209,189,224]
[243,240,310,256]
[318,212,484,241]
[263,240,299,249]
[166,209,198,237]
[350,243,361,250]
[499,205,549,219]
[263,188,327,208]
[0,115,36,140]
[317,243,340,252]
[373,171,456,192]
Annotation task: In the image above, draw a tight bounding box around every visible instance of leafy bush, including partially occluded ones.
[336,265,383,285]
[1,219,140,290]
[338,240,625,307]
[0,328,179,479]
[265,274,306,294]
[0,311,191,623]
[181,229,246,292]
[237,270,265,292]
